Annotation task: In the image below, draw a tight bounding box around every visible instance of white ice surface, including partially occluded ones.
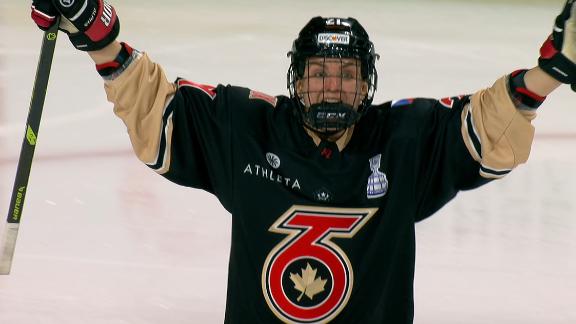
[0,0,574,323]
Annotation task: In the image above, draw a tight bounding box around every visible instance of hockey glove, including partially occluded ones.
[538,0,576,91]
[31,0,58,31]
[51,0,120,51]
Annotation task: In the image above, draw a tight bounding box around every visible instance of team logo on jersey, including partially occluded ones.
[367,154,388,199]
[266,153,281,169]
[262,206,377,323]
[313,187,332,203]
[59,0,74,7]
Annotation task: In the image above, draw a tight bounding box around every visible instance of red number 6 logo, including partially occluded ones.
[262,206,377,323]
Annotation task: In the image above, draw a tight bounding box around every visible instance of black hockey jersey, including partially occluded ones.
[105,53,536,323]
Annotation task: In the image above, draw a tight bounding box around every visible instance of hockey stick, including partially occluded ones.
[0,19,60,275]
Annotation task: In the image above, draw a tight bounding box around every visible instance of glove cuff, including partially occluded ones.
[538,35,576,84]
[67,17,120,51]
[538,54,576,84]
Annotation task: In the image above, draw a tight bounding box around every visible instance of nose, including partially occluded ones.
[322,76,342,92]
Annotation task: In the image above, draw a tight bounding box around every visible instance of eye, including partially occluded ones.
[341,68,359,79]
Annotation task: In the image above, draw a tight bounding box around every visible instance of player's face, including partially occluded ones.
[297,57,368,109]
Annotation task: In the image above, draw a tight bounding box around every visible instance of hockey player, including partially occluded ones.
[31,0,575,323]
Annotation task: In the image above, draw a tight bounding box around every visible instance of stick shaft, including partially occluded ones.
[0,21,59,275]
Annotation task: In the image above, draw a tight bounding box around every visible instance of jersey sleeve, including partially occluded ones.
[461,76,536,178]
[103,53,235,210]
[411,75,536,221]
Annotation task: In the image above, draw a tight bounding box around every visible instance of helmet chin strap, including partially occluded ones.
[301,102,361,136]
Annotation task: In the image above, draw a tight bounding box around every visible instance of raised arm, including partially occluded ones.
[460,1,574,178]
[31,0,178,165]
[505,0,575,101]
[31,0,235,203]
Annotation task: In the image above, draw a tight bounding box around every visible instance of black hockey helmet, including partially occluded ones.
[287,17,379,135]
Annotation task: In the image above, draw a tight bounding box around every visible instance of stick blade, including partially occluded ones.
[0,223,20,275]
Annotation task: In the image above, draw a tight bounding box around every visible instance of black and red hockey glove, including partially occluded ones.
[538,0,576,91]
[31,0,58,31]
[51,0,120,51]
